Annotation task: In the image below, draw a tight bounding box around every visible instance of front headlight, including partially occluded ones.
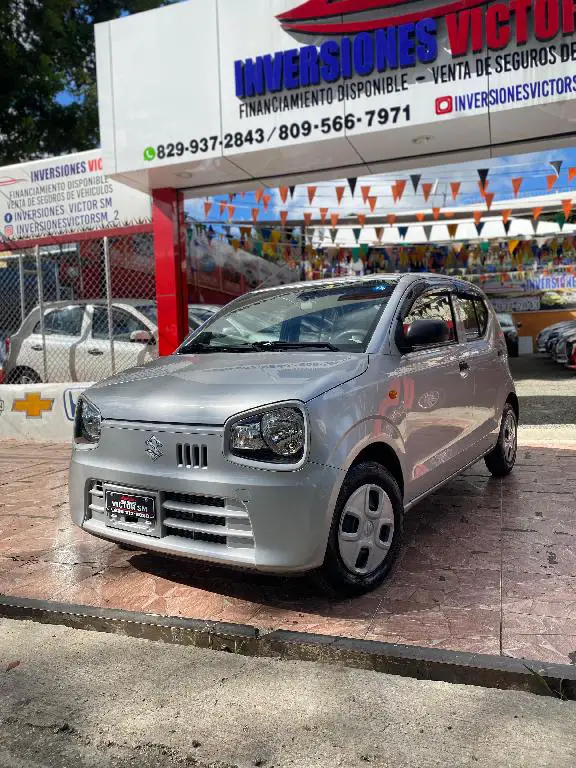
[227,405,306,466]
[74,396,101,445]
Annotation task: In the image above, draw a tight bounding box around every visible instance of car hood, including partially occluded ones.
[85,351,369,425]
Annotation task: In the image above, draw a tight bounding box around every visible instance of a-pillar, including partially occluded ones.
[152,188,189,356]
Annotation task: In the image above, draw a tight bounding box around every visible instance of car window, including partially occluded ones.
[454,296,482,341]
[136,305,157,324]
[92,307,148,341]
[404,293,456,343]
[34,306,84,337]
[475,301,489,334]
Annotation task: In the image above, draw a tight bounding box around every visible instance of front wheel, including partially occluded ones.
[8,367,42,384]
[484,404,517,477]
[318,462,403,597]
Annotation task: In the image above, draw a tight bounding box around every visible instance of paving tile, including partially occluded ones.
[502,634,576,665]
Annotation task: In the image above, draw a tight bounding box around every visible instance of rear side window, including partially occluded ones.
[92,307,148,341]
[454,297,481,341]
[34,307,84,337]
[474,300,489,335]
[404,293,456,342]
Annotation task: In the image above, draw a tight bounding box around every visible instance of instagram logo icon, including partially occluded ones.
[435,96,453,115]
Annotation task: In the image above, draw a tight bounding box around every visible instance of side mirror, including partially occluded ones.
[130,329,155,345]
[404,319,451,350]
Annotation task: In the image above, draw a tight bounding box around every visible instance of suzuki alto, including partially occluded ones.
[70,274,518,595]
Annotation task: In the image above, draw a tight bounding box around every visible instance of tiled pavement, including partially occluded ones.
[1,430,576,666]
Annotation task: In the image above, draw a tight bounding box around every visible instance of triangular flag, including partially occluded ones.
[512,178,523,197]
[204,201,212,217]
[357,213,366,227]
[422,183,433,201]
[549,160,563,177]
[279,187,289,204]
[218,200,227,215]
[391,183,399,204]
[410,174,421,193]
[330,228,338,244]
[533,207,543,220]
[240,192,246,199]
[319,207,329,224]
[502,209,512,223]
[262,194,271,212]
[416,212,425,222]
[423,225,433,241]
[335,186,346,205]
[569,168,576,183]
[255,189,264,204]
[347,178,358,197]
[387,214,397,225]
[432,207,441,220]
[330,213,339,228]
[361,185,371,204]
[444,211,455,218]
[398,226,408,240]
[447,223,458,238]
[476,222,486,236]
[227,205,235,220]
[395,180,407,202]
[485,192,495,210]
[450,182,461,201]
[473,211,482,224]
[303,212,313,226]
[289,186,296,199]
[562,199,573,218]
[546,175,558,191]
[375,227,384,242]
[280,210,288,227]
[503,220,512,235]
[352,228,361,243]
[478,180,489,199]
[477,168,489,190]
[307,186,317,205]
[229,193,236,202]
[252,208,259,223]
[368,196,377,213]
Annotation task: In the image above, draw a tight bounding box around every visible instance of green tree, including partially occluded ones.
[0,0,173,165]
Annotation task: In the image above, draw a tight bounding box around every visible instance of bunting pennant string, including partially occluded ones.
[228,193,235,202]
[562,199,573,218]
[330,228,338,244]
[395,180,407,202]
[450,182,461,201]
[262,194,271,212]
[415,212,425,222]
[219,200,227,216]
[391,183,399,204]
[447,223,458,238]
[478,180,489,199]
[347,178,358,197]
[203,201,212,217]
[512,177,523,197]
[546,174,558,191]
[387,214,397,225]
[307,186,317,205]
[476,221,486,236]
[352,228,361,243]
[375,226,384,242]
[254,189,264,204]
[335,186,346,204]
[473,210,482,224]
[289,186,296,199]
[330,213,340,228]
[303,212,313,227]
[227,205,235,220]
[444,211,455,218]
[532,206,543,220]
[398,226,409,240]
[477,168,489,190]
[279,187,289,204]
[484,192,495,210]
[549,160,563,177]
[569,168,576,183]
[432,207,441,220]
[252,208,259,223]
[368,196,378,213]
[422,182,433,201]
[503,220,512,235]
[319,207,329,224]
[502,209,512,223]
[361,185,371,204]
[423,225,433,241]
[280,210,288,227]
[357,213,367,227]
[410,174,421,193]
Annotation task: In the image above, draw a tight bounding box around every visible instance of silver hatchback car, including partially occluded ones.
[70,274,518,595]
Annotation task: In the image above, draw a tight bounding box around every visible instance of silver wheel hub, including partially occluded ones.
[502,412,517,463]
[338,484,395,576]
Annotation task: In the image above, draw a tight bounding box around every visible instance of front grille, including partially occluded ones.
[177,443,208,469]
[87,481,104,520]
[169,528,227,546]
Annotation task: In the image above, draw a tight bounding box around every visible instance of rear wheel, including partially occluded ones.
[8,367,42,384]
[484,403,517,477]
[318,461,403,597]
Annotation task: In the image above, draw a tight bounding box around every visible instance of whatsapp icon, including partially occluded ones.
[143,146,156,162]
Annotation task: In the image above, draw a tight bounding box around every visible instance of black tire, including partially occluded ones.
[117,543,138,551]
[8,367,42,384]
[484,403,517,478]
[317,461,403,597]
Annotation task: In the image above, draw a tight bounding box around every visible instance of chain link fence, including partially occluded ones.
[0,233,156,384]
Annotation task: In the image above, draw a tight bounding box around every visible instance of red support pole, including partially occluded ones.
[152,188,188,356]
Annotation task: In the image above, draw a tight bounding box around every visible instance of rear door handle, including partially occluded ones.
[88,348,104,356]
[31,344,43,351]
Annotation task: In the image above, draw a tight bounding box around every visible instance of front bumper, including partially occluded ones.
[70,420,343,573]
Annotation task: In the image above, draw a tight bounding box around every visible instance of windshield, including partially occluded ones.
[178,280,398,354]
[136,305,158,324]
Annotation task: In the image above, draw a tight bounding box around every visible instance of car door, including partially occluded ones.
[80,306,155,381]
[23,305,87,382]
[397,288,478,503]
[453,293,501,442]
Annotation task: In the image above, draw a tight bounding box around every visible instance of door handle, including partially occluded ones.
[88,348,104,356]
[31,344,43,351]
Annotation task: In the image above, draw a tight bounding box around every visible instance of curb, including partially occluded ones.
[1,594,575,700]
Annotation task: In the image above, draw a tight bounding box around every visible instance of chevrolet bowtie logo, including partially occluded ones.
[12,392,54,419]
[145,435,164,462]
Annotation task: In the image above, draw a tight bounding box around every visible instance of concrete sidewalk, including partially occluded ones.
[1,618,576,768]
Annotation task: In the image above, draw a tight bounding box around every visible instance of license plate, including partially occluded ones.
[105,490,156,521]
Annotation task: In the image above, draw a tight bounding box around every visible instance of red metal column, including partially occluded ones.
[152,188,189,356]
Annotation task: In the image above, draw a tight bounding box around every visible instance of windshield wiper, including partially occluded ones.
[178,342,260,354]
[252,341,340,351]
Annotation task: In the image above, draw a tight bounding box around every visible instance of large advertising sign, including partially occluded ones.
[0,150,151,243]
[96,0,576,191]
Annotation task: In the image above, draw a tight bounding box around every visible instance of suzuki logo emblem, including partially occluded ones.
[145,435,164,462]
